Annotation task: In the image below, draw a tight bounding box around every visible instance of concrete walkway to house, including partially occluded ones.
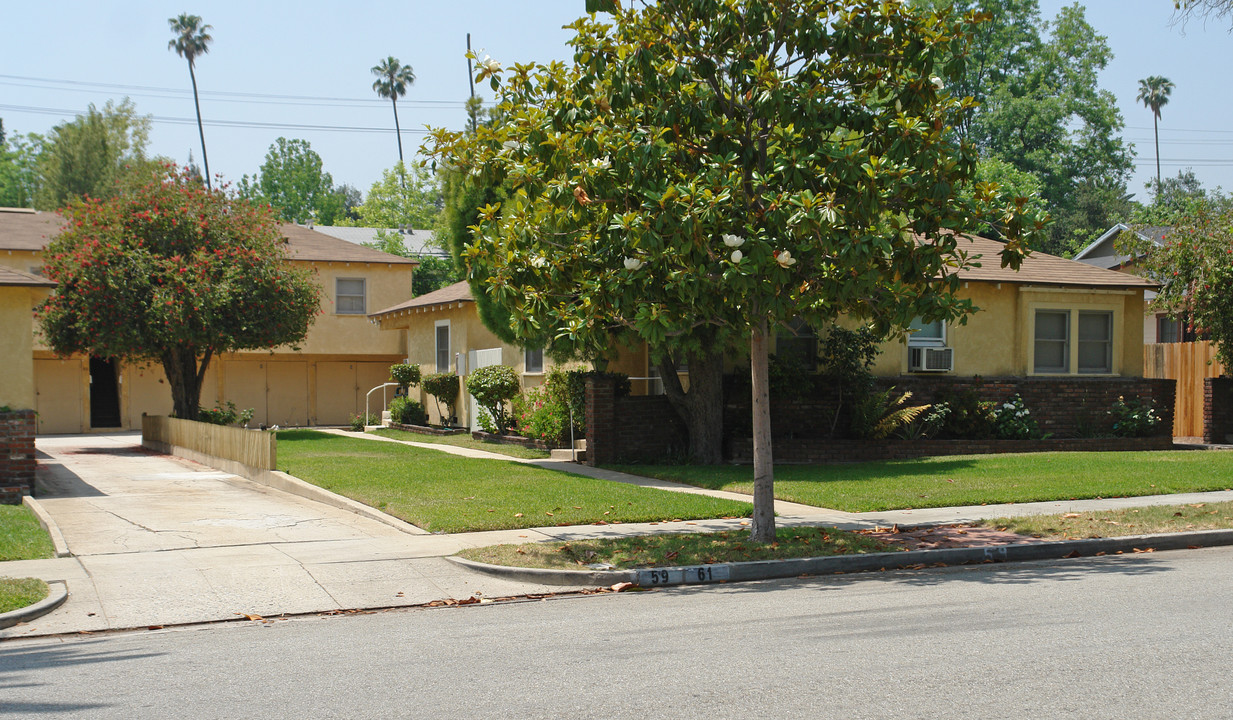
[5,430,1233,640]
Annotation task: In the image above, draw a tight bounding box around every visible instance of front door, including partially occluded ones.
[89,356,122,428]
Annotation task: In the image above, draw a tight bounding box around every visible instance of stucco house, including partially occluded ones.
[371,235,1157,430]
[1072,223,1178,343]
[0,207,418,433]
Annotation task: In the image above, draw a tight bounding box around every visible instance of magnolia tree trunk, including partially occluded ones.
[749,318,776,543]
[659,348,725,464]
[161,347,212,422]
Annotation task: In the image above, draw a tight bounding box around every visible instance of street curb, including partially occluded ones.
[0,580,68,630]
[448,528,1233,587]
[22,496,71,558]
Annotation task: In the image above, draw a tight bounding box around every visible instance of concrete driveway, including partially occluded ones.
[2,432,560,638]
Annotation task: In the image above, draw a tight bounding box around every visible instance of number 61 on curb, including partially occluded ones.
[636,565,732,586]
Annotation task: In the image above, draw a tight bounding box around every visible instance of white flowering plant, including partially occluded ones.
[1108,396,1162,438]
[989,394,1041,439]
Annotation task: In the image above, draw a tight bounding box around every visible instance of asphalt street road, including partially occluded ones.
[3,547,1232,719]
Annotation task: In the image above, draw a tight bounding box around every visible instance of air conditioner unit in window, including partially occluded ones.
[908,346,954,372]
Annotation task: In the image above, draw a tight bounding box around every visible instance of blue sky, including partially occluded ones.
[2,1,1229,205]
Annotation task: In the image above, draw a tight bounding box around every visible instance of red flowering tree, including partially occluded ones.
[38,166,320,421]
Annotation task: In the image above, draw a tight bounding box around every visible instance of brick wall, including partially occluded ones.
[589,374,1177,466]
[0,409,37,503]
[1204,377,1233,444]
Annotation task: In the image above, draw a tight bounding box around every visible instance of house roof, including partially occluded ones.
[0,208,63,251]
[310,225,447,257]
[0,208,415,265]
[1072,223,1170,269]
[370,280,474,318]
[955,234,1157,289]
[0,265,55,288]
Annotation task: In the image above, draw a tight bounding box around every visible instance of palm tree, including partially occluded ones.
[168,14,213,189]
[371,56,416,165]
[1137,75,1175,194]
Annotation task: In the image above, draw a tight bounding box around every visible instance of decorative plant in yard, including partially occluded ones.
[990,394,1041,439]
[349,412,379,431]
[388,396,427,426]
[426,0,1045,542]
[197,401,255,428]
[1108,396,1162,438]
[465,365,520,434]
[512,368,581,446]
[38,164,319,421]
[389,363,422,391]
[851,388,930,440]
[422,372,460,426]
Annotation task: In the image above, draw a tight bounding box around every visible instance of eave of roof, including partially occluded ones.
[0,265,55,287]
[370,280,474,318]
[954,234,1157,289]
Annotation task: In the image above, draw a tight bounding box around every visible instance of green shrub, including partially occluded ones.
[466,365,521,434]
[851,388,929,440]
[512,368,581,446]
[990,394,1041,439]
[389,396,428,426]
[389,363,422,388]
[1109,396,1163,437]
[349,412,379,431]
[198,401,255,428]
[935,386,995,439]
[422,372,461,425]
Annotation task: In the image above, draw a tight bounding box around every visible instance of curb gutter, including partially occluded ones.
[0,580,69,630]
[449,528,1233,587]
[22,496,71,558]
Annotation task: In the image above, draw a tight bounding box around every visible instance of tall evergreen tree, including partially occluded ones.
[1137,75,1176,193]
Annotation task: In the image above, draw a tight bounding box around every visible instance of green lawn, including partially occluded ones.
[0,577,49,615]
[276,430,749,533]
[369,427,550,460]
[0,504,55,562]
[983,500,1233,540]
[610,451,1233,513]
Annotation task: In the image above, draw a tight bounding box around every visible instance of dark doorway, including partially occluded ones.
[89,357,122,428]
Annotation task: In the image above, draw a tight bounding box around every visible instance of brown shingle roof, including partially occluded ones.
[0,210,415,266]
[370,280,474,317]
[0,266,55,287]
[954,235,1156,289]
[0,208,63,251]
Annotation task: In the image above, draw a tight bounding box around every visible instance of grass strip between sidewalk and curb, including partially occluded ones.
[981,500,1233,539]
[369,427,550,459]
[275,430,750,533]
[611,450,1233,512]
[0,504,56,562]
[458,526,899,570]
[0,577,49,615]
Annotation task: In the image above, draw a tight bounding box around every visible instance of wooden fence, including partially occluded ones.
[142,415,276,471]
[1144,341,1225,437]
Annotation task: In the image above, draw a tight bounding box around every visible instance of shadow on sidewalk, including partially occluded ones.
[35,451,105,498]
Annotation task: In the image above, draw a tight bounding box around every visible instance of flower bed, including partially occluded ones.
[471,430,552,450]
[389,423,468,437]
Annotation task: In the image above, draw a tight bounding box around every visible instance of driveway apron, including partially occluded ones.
[2,433,559,639]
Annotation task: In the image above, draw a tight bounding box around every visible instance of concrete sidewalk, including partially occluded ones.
[5,430,1232,640]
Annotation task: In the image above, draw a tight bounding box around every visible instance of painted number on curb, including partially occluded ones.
[636,565,731,586]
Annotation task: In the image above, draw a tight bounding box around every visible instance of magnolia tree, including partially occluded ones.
[39,166,320,421]
[426,0,1045,542]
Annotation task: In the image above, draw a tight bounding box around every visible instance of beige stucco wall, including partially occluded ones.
[0,250,43,276]
[872,281,1147,378]
[0,286,38,409]
[287,261,412,356]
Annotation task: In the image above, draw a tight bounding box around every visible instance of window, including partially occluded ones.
[524,347,544,374]
[335,278,366,315]
[1033,308,1117,375]
[435,322,450,373]
[1157,315,1181,344]
[1078,311,1113,374]
[908,317,945,346]
[1033,310,1070,373]
[774,318,817,370]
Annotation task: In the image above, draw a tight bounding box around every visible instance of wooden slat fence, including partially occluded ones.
[142,415,276,470]
[1144,341,1225,437]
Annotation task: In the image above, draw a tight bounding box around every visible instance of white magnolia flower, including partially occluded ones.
[722,234,745,248]
[623,257,644,271]
[775,250,796,268]
[502,140,519,152]
[591,156,611,170]
[895,99,902,113]
[931,76,944,91]
[730,249,743,263]
[531,256,548,268]
[480,56,502,74]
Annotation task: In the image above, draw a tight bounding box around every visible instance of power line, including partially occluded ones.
[0,103,430,134]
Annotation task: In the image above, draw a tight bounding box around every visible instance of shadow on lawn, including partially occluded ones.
[619,457,986,490]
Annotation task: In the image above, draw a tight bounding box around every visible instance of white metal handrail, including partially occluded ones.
[364,382,402,427]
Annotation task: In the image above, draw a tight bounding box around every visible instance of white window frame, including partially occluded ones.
[435,320,451,373]
[335,277,366,315]
[1030,304,1120,376]
[908,316,946,347]
[524,347,544,374]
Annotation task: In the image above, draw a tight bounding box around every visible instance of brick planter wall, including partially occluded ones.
[0,409,37,503]
[471,430,551,450]
[585,376,689,465]
[1204,377,1233,444]
[389,423,468,436]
